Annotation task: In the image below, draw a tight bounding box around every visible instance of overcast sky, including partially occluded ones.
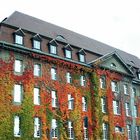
[1,0,140,58]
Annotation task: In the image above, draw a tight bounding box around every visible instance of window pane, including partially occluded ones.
[79,54,85,62]
[33,40,40,50]
[34,64,41,76]
[51,68,56,80]
[14,84,22,103]
[50,45,57,54]
[15,35,23,45]
[34,88,40,105]
[80,75,86,86]
[66,72,72,83]
[65,50,72,59]
[14,116,20,137]
[34,117,41,138]
[14,60,22,73]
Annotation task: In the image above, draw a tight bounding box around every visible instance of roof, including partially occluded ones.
[2,11,140,68]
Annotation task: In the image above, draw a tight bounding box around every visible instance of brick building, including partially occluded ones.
[0,11,140,140]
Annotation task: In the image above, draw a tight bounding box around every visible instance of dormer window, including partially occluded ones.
[64,44,73,59]
[32,34,42,50]
[78,49,86,63]
[48,40,58,55]
[14,28,25,45]
[111,63,116,68]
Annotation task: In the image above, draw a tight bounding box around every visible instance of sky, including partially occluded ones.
[0,0,140,58]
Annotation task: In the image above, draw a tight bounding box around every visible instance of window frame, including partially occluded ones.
[34,117,41,138]
[49,44,57,55]
[125,102,131,116]
[100,76,106,89]
[101,97,107,113]
[14,116,21,137]
[51,90,58,108]
[33,39,41,50]
[51,67,57,80]
[14,59,23,73]
[82,97,87,112]
[68,121,74,139]
[123,84,129,95]
[15,34,23,45]
[34,87,40,105]
[13,84,22,104]
[111,81,119,93]
[51,119,58,139]
[80,75,86,86]
[134,105,138,118]
[102,123,109,140]
[66,72,72,83]
[68,94,74,110]
[113,100,120,115]
[127,125,132,140]
[34,64,41,77]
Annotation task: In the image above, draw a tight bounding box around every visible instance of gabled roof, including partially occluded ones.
[89,51,134,76]
[1,11,140,68]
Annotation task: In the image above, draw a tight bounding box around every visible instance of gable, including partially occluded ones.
[100,55,133,76]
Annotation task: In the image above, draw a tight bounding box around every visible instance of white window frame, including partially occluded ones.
[50,45,57,54]
[132,87,137,97]
[14,59,23,73]
[51,119,58,138]
[82,97,87,111]
[14,84,22,103]
[65,49,72,59]
[101,98,107,113]
[51,68,57,80]
[14,116,20,137]
[68,121,74,139]
[125,102,131,116]
[68,94,74,110]
[34,117,41,138]
[15,34,23,45]
[134,105,138,118]
[80,75,86,86]
[135,126,139,140]
[33,40,41,50]
[124,84,129,95]
[111,81,119,93]
[127,125,132,140]
[66,72,72,83]
[34,87,40,105]
[113,100,120,115]
[34,64,41,77]
[103,123,108,140]
[100,76,106,89]
[51,90,58,108]
[79,54,85,62]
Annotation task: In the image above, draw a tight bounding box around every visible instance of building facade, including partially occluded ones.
[0,11,140,140]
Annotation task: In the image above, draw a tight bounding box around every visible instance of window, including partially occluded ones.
[83,117,88,140]
[134,105,138,118]
[33,40,41,50]
[51,90,58,108]
[14,116,20,137]
[14,59,23,73]
[50,45,57,54]
[127,125,132,140]
[51,119,58,138]
[79,54,85,62]
[135,126,140,140]
[68,94,74,110]
[68,121,74,139]
[15,34,23,45]
[111,81,119,93]
[125,102,131,116]
[110,63,116,68]
[101,98,107,113]
[100,76,106,89]
[66,72,72,83]
[34,64,41,77]
[65,49,72,59]
[138,72,140,80]
[113,100,120,115]
[102,123,109,140]
[14,84,22,103]
[82,97,87,111]
[124,84,129,95]
[51,68,57,80]
[132,87,137,97]
[115,126,122,133]
[34,117,41,138]
[34,87,40,105]
[80,75,86,86]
